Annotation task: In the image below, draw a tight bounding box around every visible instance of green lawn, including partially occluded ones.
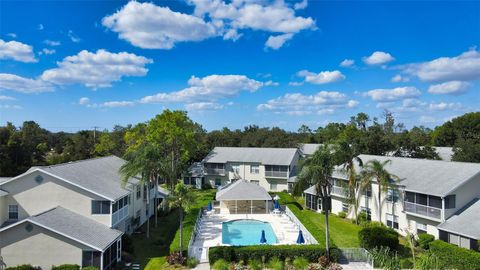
[129,189,216,270]
[276,192,361,248]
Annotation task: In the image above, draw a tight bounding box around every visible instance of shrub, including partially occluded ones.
[81,267,98,270]
[415,251,441,270]
[357,212,369,224]
[208,245,340,264]
[212,259,229,270]
[201,183,212,190]
[292,257,308,270]
[337,212,347,219]
[186,257,199,268]
[358,223,399,251]
[267,257,284,270]
[248,259,262,270]
[51,265,79,270]
[6,265,37,270]
[417,233,435,249]
[122,234,134,254]
[167,251,186,265]
[429,240,480,270]
[369,246,401,270]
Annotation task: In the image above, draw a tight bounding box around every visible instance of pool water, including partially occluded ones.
[222,219,278,246]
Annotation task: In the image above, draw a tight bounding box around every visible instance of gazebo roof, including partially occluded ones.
[216,180,272,201]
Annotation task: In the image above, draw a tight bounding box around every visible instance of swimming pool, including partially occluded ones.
[222,219,278,246]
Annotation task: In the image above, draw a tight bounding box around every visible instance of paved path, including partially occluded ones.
[194,262,372,270]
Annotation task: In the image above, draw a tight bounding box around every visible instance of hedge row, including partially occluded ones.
[208,245,340,264]
[358,222,399,251]
[5,265,38,270]
[51,265,79,270]
[429,240,480,270]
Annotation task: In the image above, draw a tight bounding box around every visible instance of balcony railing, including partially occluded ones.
[332,186,347,197]
[112,205,129,226]
[404,202,441,220]
[205,168,225,175]
[265,171,288,178]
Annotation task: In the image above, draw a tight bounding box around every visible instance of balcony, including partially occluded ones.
[112,205,129,226]
[265,171,288,178]
[404,202,441,220]
[205,168,225,175]
[332,186,347,197]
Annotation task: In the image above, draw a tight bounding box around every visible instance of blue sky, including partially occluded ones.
[0,0,479,132]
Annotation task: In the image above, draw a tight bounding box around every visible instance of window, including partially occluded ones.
[82,251,101,268]
[460,236,470,249]
[386,214,399,229]
[250,165,260,174]
[428,196,442,208]
[270,183,277,191]
[449,233,460,246]
[136,210,141,218]
[136,185,141,199]
[250,180,259,185]
[92,201,111,214]
[416,193,428,205]
[417,223,427,234]
[215,178,222,186]
[364,186,372,198]
[231,164,240,174]
[361,207,371,221]
[8,205,18,220]
[342,203,349,213]
[405,191,415,203]
[445,195,456,209]
[387,188,399,202]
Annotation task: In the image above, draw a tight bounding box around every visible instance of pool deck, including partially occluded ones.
[190,213,304,262]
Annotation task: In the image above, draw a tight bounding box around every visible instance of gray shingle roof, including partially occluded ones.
[203,147,298,166]
[438,198,480,239]
[37,156,137,201]
[299,144,323,156]
[0,177,11,184]
[304,185,316,195]
[434,147,454,161]
[0,189,8,197]
[333,155,480,197]
[1,206,122,251]
[216,180,272,201]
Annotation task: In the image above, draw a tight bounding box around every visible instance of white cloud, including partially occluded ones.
[0,104,22,110]
[141,74,264,103]
[365,86,421,102]
[257,91,358,115]
[427,81,470,95]
[0,39,37,63]
[79,97,90,105]
[363,51,395,65]
[340,59,355,68]
[39,48,56,55]
[102,1,218,49]
[101,101,135,108]
[185,102,224,111]
[264,80,279,86]
[428,102,462,111]
[294,0,308,10]
[38,24,44,30]
[41,49,153,89]
[44,40,61,46]
[403,49,480,82]
[265,33,293,50]
[103,1,315,50]
[296,70,345,84]
[419,115,436,123]
[0,95,15,101]
[391,74,409,83]
[0,73,53,93]
[6,33,17,38]
[289,81,304,86]
[68,30,81,43]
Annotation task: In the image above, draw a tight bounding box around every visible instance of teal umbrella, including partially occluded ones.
[260,230,267,244]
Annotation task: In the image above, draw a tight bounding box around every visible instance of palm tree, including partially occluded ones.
[120,143,165,238]
[296,146,335,260]
[360,159,399,223]
[168,182,195,256]
[335,141,363,224]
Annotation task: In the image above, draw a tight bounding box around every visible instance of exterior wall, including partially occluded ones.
[0,222,90,269]
[123,182,154,234]
[0,171,110,226]
[444,174,480,219]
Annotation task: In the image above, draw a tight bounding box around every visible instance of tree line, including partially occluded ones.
[1,110,479,177]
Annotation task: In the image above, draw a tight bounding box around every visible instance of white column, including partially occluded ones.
[251,200,253,214]
[265,200,268,214]
[236,200,237,214]
[100,251,104,270]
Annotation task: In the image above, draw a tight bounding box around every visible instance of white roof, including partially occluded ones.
[333,155,480,197]
[434,147,454,161]
[438,198,480,239]
[203,147,298,166]
[216,180,272,201]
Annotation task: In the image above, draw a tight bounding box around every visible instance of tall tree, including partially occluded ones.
[167,182,195,256]
[120,143,165,238]
[360,159,399,223]
[296,146,335,260]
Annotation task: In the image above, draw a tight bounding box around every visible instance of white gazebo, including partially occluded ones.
[216,180,273,214]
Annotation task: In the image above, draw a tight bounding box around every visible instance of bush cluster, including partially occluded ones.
[417,233,435,249]
[358,222,399,251]
[337,212,347,219]
[51,265,80,270]
[81,267,99,270]
[166,251,186,265]
[201,183,213,190]
[429,240,480,270]
[208,245,340,264]
[5,265,38,270]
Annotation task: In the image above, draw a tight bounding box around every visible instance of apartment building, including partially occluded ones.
[0,156,159,270]
[199,147,300,192]
[304,155,480,250]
